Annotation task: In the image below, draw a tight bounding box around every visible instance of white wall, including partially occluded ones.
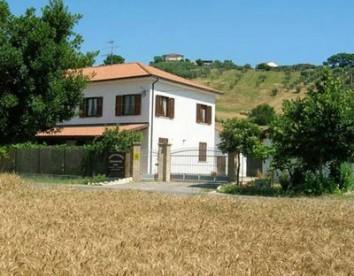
[148,81,217,175]
[62,78,152,126]
[151,81,215,151]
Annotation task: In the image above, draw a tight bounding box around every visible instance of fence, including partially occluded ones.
[0,148,107,177]
[170,147,229,182]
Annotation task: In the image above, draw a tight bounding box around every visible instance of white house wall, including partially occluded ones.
[62,78,152,126]
[150,81,217,175]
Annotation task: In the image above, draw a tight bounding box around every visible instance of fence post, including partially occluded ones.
[132,142,141,182]
[157,143,171,182]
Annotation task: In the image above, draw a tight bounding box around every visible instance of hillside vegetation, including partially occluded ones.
[151,59,354,121]
[196,69,305,121]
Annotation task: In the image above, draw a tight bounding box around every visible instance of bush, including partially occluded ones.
[271,88,278,96]
[279,173,291,190]
[339,163,354,191]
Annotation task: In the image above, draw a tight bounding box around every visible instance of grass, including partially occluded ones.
[1,173,354,274]
[22,174,108,185]
[195,69,306,121]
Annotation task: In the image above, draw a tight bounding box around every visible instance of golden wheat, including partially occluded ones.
[0,175,353,275]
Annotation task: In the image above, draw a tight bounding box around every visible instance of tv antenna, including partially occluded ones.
[102,40,119,64]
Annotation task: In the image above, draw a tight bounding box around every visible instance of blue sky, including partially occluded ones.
[6,0,354,67]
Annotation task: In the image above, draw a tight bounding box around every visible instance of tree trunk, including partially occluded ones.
[236,152,241,186]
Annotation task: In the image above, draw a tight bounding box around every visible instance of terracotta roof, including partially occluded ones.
[36,124,148,137]
[81,62,222,94]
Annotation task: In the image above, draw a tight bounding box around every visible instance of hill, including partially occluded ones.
[195,69,305,121]
[151,60,354,122]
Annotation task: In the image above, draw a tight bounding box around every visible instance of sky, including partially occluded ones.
[6,0,354,67]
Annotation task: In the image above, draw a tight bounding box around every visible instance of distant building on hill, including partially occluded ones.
[162,53,184,61]
[266,61,278,68]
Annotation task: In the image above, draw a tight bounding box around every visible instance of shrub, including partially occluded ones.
[279,173,291,190]
[339,163,354,191]
[271,88,278,96]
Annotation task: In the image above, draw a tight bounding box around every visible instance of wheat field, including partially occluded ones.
[1,174,354,275]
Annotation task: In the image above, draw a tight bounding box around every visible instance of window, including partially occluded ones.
[196,104,212,125]
[155,95,174,119]
[116,94,141,116]
[199,142,207,162]
[79,97,103,117]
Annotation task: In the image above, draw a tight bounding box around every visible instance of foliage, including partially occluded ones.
[103,54,125,65]
[92,127,143,155]
[218,119,263,185]
[271,68,354,193]
[218,183,283,196]
[339,163,354,191]
[150,60,199,79]
[249,103,276,126]
[0,0,97,144]
[256,63,271,71]
[324,52,354,68]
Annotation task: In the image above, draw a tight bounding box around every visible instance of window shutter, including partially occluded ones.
[116,96,122,116]
[196,104,201,123]
[207,106,212,125]
[169,98,175,119]
[155,95,161,117]
[96,97,103,117]
[135,95,141,115]
[79,100,85,118]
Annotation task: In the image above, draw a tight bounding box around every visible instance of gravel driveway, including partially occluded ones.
[74,181,222,196]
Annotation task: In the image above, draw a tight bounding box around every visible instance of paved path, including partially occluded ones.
[73,181,222,196]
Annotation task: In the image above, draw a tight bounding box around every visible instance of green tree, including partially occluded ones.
[93,127,143,154]
[249,104,276,126]
[324,52,354,68]
[271,68,354,191]
[256,63,271,71]
[0,0,96,145]
[151,56,164,64]
[218,119,263,185]
[103,54,125,65]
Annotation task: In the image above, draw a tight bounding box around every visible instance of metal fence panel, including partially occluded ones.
[16,149,40,174]
[171,147,228,178]
[64,149,86,175]
[39,149,65,175]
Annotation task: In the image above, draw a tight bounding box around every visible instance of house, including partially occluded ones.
[162,53,184,62]
[266,61,278,68]
[37,62,222,177]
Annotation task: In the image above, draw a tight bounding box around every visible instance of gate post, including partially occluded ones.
[157,143,171,182]
[228,151,237,182]
[132,142,141,182]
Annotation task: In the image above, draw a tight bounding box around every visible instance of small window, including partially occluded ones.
[196,104,212,125]
[155,95,174,119]
[79,97,103,117]
[116,94,141,116]
[159,137,169,144]
[199,142,207,162]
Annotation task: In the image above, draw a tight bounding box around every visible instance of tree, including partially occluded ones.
[0,0,96,145]
[249,103,276,126]
[218,119,262,185]
[256,63,271,71]
[93,127,143,154]
[151,56,164,64]
[324,53,354,68]
[271,68,354,191]
[103,54,125,65]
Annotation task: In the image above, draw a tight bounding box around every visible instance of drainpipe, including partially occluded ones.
[149,78,159,174]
